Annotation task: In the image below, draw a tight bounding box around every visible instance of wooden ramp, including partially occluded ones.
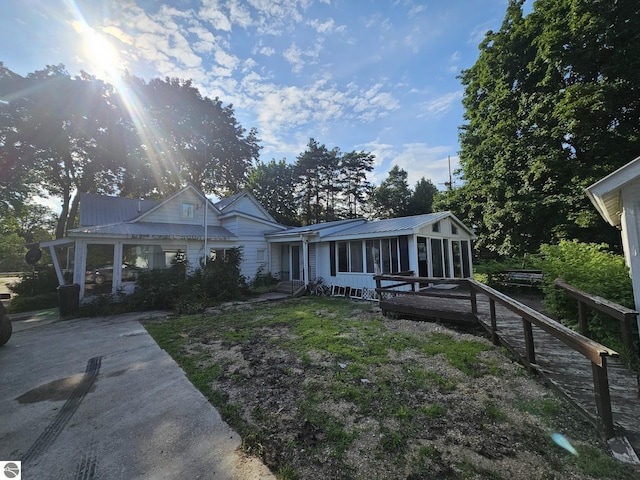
[381,290,640,455]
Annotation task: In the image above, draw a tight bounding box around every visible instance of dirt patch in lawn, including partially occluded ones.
[144,297,639,480]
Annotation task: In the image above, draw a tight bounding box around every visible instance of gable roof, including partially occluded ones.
[266,212,475,242]
[215,191,279,224]
[79,193,159,226]
[586,156,640,228]
[325,212,474,239]
[134,184,220,222]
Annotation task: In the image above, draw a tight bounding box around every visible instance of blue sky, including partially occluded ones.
[2,0,523,191]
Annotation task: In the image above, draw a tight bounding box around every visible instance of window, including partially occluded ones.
[451,223,458,235]
[365,238,401,274]
[432,221,440,233]
[350,242,363,272]
[337,241,364,273]
[257,249,266,263]
[182,203,195,219]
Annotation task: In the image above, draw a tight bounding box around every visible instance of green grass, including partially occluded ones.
[143,296,640,480]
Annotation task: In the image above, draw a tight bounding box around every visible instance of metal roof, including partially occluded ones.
[215,192,244,211]
[79,193,160,226]
[266,219,366,238]
[68,222,235,240]
[327,212,451,237]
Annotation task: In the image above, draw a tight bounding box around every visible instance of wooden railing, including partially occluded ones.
[554,279,638,363]
[373,274,620,438]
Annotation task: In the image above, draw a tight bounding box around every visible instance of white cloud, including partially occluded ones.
[309,17,335,34]
[227,0,253,28]
[199,0,232,31]
[420,91,463,118]
[392,144,458,188]
[282,39,323,73]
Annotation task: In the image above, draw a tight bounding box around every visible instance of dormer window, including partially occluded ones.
[182,203,195,219]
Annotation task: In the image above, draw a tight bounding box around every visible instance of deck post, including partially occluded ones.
[578,301,589,337]
[621,312,636,360]
[470,287,477,315]
[591,357,615,438]
[522,318,536,372]
[489,299,498,345]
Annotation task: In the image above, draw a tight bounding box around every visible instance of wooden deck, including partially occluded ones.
[381,290,640,454]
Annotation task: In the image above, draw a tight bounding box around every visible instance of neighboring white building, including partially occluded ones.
[41,184,475,302]
[586,155,640,336]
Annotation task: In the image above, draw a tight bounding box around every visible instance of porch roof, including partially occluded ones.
[67,222,236,240]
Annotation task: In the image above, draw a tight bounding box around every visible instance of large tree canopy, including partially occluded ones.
[0,65,259,238]
[438,0,640,256]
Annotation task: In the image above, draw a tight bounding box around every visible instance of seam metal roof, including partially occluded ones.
[69,222,235,239]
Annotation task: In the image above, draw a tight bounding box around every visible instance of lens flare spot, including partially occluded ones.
[552,432,578,456]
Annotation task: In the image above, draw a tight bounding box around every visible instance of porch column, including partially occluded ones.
[302,236,309,287]
[112,242,123,294]
[466,240,474,277]
[446,240,455,278]
[48,245,65,286]
[73,240,87,300]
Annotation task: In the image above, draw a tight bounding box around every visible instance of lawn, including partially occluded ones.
[143,296,639,480]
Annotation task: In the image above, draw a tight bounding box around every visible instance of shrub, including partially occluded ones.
[128,262,189,311]
[8,266,59,296]
[192,248,247,301]
[250,266,279,293]
[536,240,636,353]
[474,256,539,287]
[7,292,58,313]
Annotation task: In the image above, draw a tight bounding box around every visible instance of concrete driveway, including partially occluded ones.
[0,312,275,480]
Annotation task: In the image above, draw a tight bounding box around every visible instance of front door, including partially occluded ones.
[417,237,428,277]
[280,245,290,280]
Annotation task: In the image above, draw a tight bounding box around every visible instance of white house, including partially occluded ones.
[41,184,475,302]
[586,155,640,336]
[41,185,287,301]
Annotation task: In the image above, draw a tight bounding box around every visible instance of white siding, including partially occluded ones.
[142,190,222,226]
[238,239,272,280]
[229,196,270,220]
[416,217,470,239]
[223,216,280,237]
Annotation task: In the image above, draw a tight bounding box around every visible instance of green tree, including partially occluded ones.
[247,159,299,225]
[295,139,326,225]
[0,216,27,271]
[0,65,127,238]
[448,0,639,256]
[340,151,374,218]
[407,177,438,215]
[120,75,260,198]
[372,165,412,218]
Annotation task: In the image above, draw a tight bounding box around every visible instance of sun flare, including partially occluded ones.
[72,20,120,79]
[85,31,119,72]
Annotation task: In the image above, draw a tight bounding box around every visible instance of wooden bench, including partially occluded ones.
[495,270,544,288]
